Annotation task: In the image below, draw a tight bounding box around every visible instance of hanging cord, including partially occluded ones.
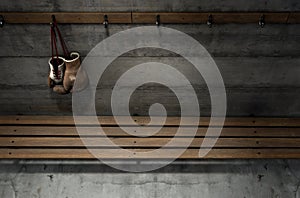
[50,16,71,80]
[50,24,60,78]
[52,20,70,59]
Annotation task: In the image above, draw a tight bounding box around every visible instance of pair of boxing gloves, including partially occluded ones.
[48,52,88,94]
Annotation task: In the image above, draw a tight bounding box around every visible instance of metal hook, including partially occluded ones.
[0,15,4,28]
[50,15,56,27]
[103,15,108,28]
[207,15,213,28]
[156,15,160,26]
[259,15,265,28]
[52,15,56,23]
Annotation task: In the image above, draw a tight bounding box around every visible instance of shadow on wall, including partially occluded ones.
[0,159,298,174]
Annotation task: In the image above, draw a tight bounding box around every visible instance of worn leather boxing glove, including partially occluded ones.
[48,56,68,94]
[62,52,88,93]
[48,56,64,85]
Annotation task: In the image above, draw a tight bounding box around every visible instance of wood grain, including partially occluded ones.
[0,12,131,24]
[132,12,290,24]
[0,12,298,24]
[288,13,300,23]
[0,116,299,158]
[1,148,300,159]
[0,137,299,148]
[1,126,300,137]
[1,116,300,127]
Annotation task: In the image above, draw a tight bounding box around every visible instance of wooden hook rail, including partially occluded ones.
[0,12,300,24]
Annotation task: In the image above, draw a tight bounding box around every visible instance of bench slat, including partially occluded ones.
[1,116,300,127]
[1,148,300,159]
[0,116,299,159]
[1,137,300,148]
[1,126,300,137]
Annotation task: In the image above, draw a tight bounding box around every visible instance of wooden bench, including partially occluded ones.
[0,116,300,159]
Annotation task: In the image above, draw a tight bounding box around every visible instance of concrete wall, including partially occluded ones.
[1,24,300,116]
[1,1,300,198]
[0,1,300,116]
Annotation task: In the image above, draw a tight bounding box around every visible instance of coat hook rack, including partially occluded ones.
[0,12,298,24]
[156,15,160,26]
[103,15,108,28]
[207,15,213,28]
[0,15,4,28]
[259,15,265,28]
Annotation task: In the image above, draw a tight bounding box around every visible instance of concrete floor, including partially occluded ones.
[0,159,299,198]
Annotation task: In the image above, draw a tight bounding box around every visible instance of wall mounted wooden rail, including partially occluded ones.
[0,12,300,24]
[0,116,300,159]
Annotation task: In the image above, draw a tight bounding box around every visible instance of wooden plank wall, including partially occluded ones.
[0,0,300,117]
